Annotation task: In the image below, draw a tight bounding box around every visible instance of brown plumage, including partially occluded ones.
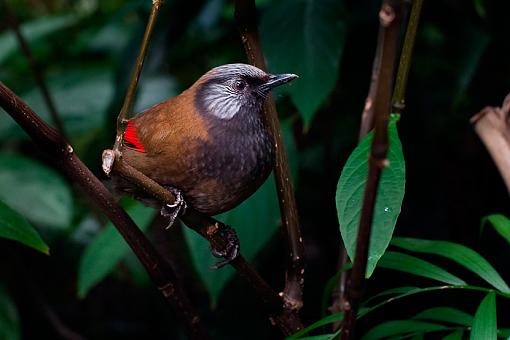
[117,63,297,216]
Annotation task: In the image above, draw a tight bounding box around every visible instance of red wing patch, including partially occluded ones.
[124,120,146,153]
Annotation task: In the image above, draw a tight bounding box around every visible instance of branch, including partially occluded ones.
[2,0,67,139]
[392,0,422,113]
[332,0,420,324]
[471,93,510,193]
[0,82,210,340]
[234,0,305,313]
[98,0,302,334]
[112,0,162,152]
[340,2,405,339]
[111,154,303,335]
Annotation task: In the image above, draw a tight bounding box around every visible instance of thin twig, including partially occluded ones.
[0,82,210,340]
[340,2,405,339]
[112,0,162,152]
[358,26,386,140]
[2,0,67,139]
[234,0,305,314]
[392,0,422,113]
[112,157,303,335]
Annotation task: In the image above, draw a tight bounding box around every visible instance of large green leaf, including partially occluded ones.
[481,214,510,247]
[0,14,81,64]
[183,176,280,306]
[337,114,406,277]
[287,313,343,340]
[0,153,73,230]
[0,286,20,340]
[442,331,464,340]
[77,201,155,298]
[22,69,114,136]
[361,320,448,340]
[261,0,346,128]
[470,292,497,340]
[293,333,340,340]
[413,307,472,326]
[378,251,466,286]
[391,238,510,293]
[0,200,49,254]
[0,68,114,140]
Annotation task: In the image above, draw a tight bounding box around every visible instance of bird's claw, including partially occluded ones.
[160,188,187,229]
[208,223,240,269]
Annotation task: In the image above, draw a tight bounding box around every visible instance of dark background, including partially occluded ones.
[0,0,509,339]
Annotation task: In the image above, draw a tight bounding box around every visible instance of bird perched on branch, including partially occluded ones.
[115,63,297,227]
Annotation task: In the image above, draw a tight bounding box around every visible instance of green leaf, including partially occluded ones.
[0,153,73,229]
[337,114,406,277]
[361,320,448,340]
[362,286,418,307]
[0,285,20,340]
[391,238,510,293]
[0,14,81,64]
[293,333,340,340]
[470,292,497,340]
[287,313,343,339]
[0,200,49,254]
[77,201,154,298]
[482,214,510,246]
[378,251,466,286]
[413,307,472,326]
[183,175,280,306]
[21,68,114,136]
[442,331,464,340]
[261,0,346,127]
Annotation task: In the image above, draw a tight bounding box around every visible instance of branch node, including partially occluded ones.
[379,4,396,27]
[101,149,120,176]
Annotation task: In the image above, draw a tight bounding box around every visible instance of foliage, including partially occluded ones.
[336,114,406,277]
[1,0,509,338]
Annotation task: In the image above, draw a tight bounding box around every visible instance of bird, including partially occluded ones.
[115,63,297,228]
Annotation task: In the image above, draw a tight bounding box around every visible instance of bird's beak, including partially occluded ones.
[262,73,298,91]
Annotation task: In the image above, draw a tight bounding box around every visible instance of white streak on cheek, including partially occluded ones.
[205,86,241,120]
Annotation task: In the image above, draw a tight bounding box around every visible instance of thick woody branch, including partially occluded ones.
[2,0,67,138]
[234,0,305,314]
[340,2,405,339]
[112,157,303,335]
[0,82,210,340]
[471,93,510,193]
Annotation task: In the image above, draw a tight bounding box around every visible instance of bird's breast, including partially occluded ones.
[183,118,274,214]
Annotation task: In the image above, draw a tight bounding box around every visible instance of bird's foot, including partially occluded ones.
[160,188,187,229]
[208,223,240,269]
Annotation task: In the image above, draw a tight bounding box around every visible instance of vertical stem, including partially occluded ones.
[340,2,405,339]
[234,0,305,315]
[392,0,423,113]
[2,0,67,139]
[113,0,162,152]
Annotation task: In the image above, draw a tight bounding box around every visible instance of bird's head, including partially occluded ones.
[194,63,297,120]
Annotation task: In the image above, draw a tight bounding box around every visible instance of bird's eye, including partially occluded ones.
[233,80,246,91]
